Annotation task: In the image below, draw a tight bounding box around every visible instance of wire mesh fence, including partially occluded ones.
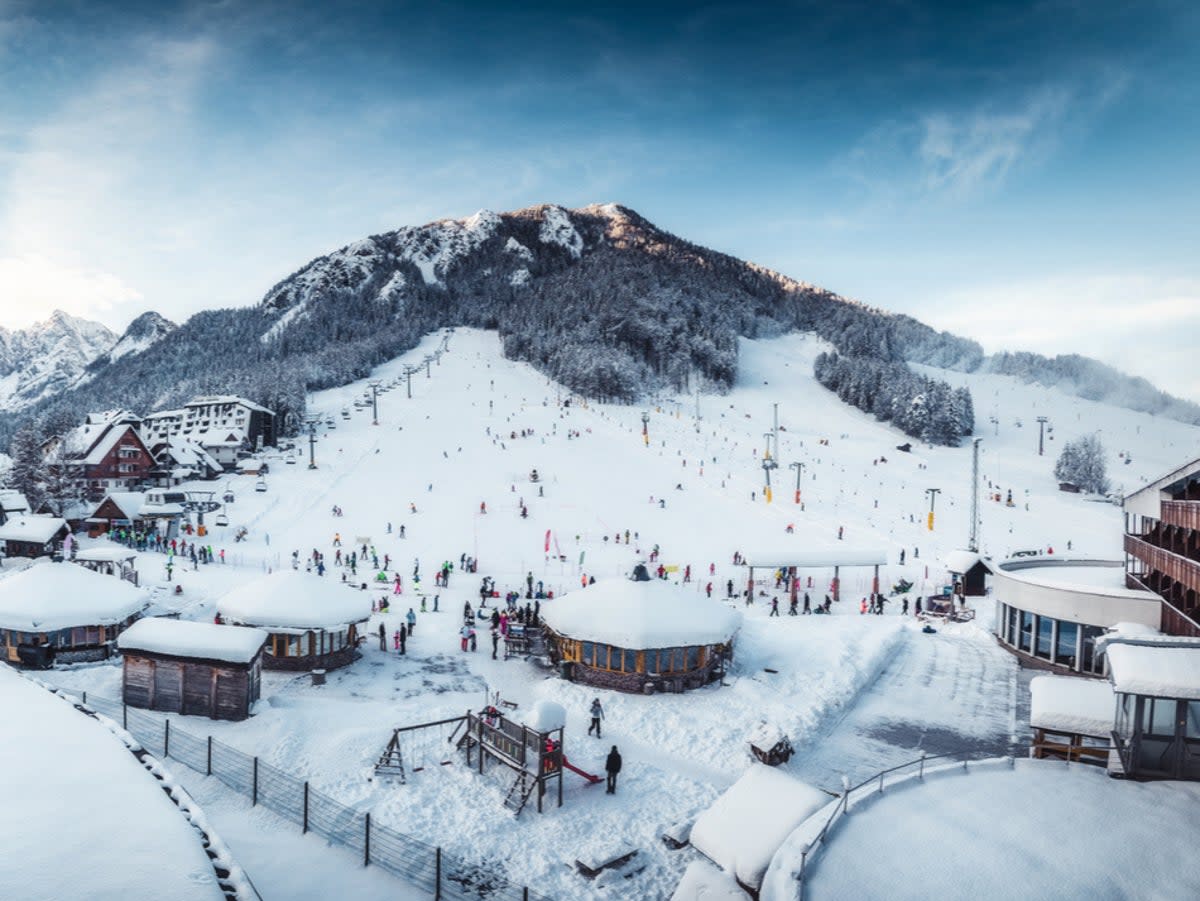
[74,692,551,901]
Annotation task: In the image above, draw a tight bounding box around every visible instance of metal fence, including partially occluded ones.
[79,692,551,901]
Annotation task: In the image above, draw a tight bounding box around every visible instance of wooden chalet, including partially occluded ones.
[542,566,740,693]
[45,410,155,501]
[84,492,149,537]
[217,572,372,671]
[118,618,268,721]
[0,562,147,665]
[0,515,69,559]
[945,549,992,597]
[0,489,30,526]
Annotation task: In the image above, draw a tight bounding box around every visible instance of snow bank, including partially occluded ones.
[691,764,829,890]
[1106,643,1200,700]
[0,666,226,900]
[789,759,1200,901]
[1029,675,1114,736]
[119,618,268,664]
[670,859,746,901]
[218,571,372,630]
[0,560,147,631]
[542,576,741,649]
[521,699,566,732]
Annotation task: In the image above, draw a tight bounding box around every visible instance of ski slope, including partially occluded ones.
[34,327,1200,900]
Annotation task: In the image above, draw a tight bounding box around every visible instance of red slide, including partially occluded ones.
[561,757,602,784]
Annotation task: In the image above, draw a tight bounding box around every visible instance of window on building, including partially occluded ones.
[1035,616,1053,659]
[1019,611,1034,652]
[1054,621,1078,669]
[1080,625,1105,674]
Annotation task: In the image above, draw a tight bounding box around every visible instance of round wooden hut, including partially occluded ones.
[0,561,147,665]
[542,566,741,693]
[217,572,372,671]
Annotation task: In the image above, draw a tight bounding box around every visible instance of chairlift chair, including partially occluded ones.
[215,512,230,527]
[255,479,268,493]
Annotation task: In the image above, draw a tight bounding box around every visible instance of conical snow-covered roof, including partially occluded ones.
[218,571,372,630]
[542,576,741,650]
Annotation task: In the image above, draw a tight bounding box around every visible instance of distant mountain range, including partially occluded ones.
[1,203,1197,450]
[0,311,118,412]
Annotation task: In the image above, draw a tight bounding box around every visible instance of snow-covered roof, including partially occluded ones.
[158,439,220,472]
[1124,456,1200,507]
[0,514,68,544]
[1107,644,1200,700]
[690,765,829,890]
[74,546,138,564]
[119,618,268,665]
[94,491,146,519]
[0,667,228,900]
[995,559,1156,600]
[670,860,746,901]
[0,488,30,513]
[944,549,991,574]
[83,424,137,465]
[186,395,272,414]
[0,561,147,631]
[218,572,372,630]
[1029,675,1114,737]
[542,577,741,650]
[1096,622,1200,652]
[741,546,888,568]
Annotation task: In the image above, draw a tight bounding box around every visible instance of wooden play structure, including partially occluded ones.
[375,705,600,816]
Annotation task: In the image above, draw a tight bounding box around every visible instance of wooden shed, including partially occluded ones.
[118,618,268,721]
[944,549,992,597]
[0,515,70,560]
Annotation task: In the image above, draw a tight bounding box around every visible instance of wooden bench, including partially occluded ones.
[575,844,638,878]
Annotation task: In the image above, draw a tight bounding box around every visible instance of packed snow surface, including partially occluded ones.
[798,759,1200,901]
[0,666,225,900]
[23,326,1200,900]
[0,561,146,631]
[119,618,268,664]
[218,571,372,630]
[1028,675,1114,736]
[1106,643,1200,700]
[541,577,742,649]
[691,764,829,890]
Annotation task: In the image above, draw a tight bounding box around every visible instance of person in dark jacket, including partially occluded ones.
[605,745,622,794]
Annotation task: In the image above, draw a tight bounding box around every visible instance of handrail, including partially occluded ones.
[794,750,1012,900]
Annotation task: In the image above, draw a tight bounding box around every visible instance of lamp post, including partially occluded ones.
[789,461,805,504]
[369,379,381,426]
[925,487,941,531]
[405,367,413,398]
[425,356,433,378]
[641,411,650,447]
[1036,416,1049,455]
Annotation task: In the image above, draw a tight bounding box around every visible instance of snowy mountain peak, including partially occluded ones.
[0,312,117,412]
[104,311,177,363]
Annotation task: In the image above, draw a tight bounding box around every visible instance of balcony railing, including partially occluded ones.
[1160,500,1200,531]
[1125,567,1200,639]
[1125,534,1200,592]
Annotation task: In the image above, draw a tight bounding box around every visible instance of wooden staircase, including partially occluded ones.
[502,769,537,817]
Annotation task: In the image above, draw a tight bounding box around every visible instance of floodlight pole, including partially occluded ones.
[406,368,412,399]
[369,380,381,426]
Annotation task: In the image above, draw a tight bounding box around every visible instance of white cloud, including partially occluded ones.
[0,253,141,327]
[923,273,1200,402]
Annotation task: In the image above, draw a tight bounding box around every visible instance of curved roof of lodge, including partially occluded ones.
[542,576,741,650]
[218,572,372,631]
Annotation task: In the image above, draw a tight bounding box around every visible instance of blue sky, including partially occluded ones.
[1,1,1197,399]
